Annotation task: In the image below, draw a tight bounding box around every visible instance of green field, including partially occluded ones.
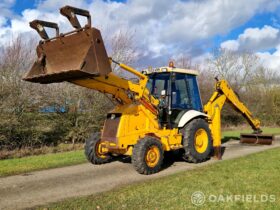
[41,147,280,210]
[0,150,86,177]
[0,127,279,177]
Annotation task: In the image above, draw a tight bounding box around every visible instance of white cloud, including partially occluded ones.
[1,0,280,65]
[257,48,280,70]
[221,40,240,51]
[37,0,86,10]
[157,0,280,45]
[221,25,280,52]
[220,24,280,71]
[0,0,16,19]
[0,17,7,27]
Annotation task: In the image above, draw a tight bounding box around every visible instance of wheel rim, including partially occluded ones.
[145,145,160,168]
[95,141,107,159]
[194,128,208,154]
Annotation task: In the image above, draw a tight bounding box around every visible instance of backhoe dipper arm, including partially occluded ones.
[204,79,262,158]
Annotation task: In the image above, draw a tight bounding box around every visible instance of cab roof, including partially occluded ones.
[142,67,199,76]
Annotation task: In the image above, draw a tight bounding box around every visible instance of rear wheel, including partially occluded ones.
[85,132,112,164]
[132,137,164,175]
[181,118,212,163]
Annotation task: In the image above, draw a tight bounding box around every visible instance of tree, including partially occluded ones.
[207,48,262,91]
[0,27,139,150]
[108,29,138,76]
[172,55,193,69]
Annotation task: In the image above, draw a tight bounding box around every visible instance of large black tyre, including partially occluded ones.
[181,118,212,163]
[132,137,164,175]
[85,132,112,164]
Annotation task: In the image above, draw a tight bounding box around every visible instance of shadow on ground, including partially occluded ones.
[111,145,231,172]
[113,151,186,171]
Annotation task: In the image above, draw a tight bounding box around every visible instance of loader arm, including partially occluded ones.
[23,5,159,115]
[71,61,159,113]
[204,79,262,157]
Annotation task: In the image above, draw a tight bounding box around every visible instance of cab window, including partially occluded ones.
[147,72,202,112]
[171,73,202,111]
[147,73,170,98]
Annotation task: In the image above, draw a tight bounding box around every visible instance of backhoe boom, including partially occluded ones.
[204,79,262,158]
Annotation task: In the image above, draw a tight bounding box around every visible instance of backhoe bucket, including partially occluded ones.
[23,6,112,84]
[240,133,274,145]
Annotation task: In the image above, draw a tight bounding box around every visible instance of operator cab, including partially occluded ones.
[143,64,203,128]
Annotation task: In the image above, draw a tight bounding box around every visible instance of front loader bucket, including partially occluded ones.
[240,133,274,145]
[23,6,112,84]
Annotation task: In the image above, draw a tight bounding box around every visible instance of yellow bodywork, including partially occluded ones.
[72,62,183,156]
[72,64,261,157]
[204,79,261,150]
[99,103,182,155]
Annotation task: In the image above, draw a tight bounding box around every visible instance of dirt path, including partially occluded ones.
[1,139,280,210]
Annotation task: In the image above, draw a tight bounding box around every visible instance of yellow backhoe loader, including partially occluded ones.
[23,6,274,174]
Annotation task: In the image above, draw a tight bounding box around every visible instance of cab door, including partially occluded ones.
[171,73,203,111]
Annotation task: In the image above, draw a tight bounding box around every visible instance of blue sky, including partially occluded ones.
[2,0,280,69]
[12,0,37,14]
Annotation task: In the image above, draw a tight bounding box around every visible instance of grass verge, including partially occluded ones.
[0,150,86,177]
[0,143,84,160]
[41,147,280,210]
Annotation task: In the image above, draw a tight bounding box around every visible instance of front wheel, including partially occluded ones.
[85,132,112,164]
[181,118,212,163]
[132,137,164,175]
